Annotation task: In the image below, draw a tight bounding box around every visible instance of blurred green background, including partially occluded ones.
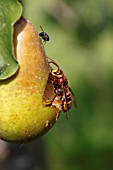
[16,0,113,170]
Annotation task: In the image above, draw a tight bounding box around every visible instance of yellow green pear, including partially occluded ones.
[0,17,57,143]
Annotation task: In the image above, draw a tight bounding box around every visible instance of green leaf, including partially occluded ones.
[0,0,22,80]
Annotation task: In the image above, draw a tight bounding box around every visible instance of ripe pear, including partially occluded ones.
[0,17,57,143]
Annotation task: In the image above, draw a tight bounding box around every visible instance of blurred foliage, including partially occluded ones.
[22,0,113,170]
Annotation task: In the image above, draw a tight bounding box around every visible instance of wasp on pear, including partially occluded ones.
[44,57,77,121]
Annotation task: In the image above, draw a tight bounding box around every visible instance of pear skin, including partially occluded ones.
[0,17,57,143]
